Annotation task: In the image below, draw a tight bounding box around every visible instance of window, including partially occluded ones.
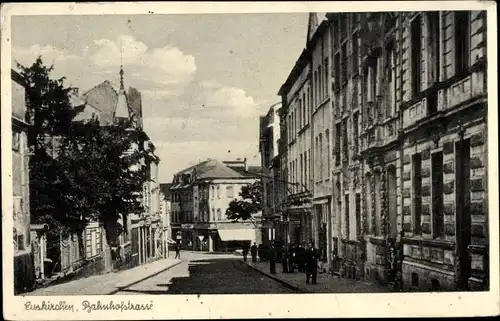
[324,58,329,97]
[318,65,323,101]
[212,208,215,221]
[386,41,396,117]
[325,129,330,178]
[91,230,97,257]
[211,186,215,199]
[300,154,304,186]
[369,58,378,102]
[319,133,323,180]
[314,71,318,104]
[340,15,347,40]
[353,112,359,156]
[432,152,444,237]
[352,31,359,77]
[304,151,308,186]
[226,185,234,198]
[216,185,220,198]
[342,119,348,162]
[413,153,422,235]
[302,93,306,126]
[12,131,20,151]
[455,11,470,75]
[411,15,422,96]
[345,194,350,239]
[355,193,361,238]
[374,171,382,236]
[365,175,373,234]
[334,53,341,88]
[335,123,341,165]
[428,12,440,83]
[341,44,348,83]
[298,99,302,129]
[217,209,222,221]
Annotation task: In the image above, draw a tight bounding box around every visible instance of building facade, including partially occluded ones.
[170,159,262,252]
[278,11,488,291]
[81,65,161,268]
[259,103,283,244]
[12,69,36,294]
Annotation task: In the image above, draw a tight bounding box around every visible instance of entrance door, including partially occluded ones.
[456,139,471,290]
[387,167,398,239]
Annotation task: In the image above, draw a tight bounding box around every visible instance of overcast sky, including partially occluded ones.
[11,14,307,183]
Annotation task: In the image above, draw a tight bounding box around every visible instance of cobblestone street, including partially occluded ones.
[113,252,296,294]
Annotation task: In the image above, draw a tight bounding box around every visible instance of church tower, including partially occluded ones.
[114,62,130,125]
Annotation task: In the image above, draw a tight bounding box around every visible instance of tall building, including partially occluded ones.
[278,11,488,291]
[259,103,283,244]
[159,183,173,256]
[12,69,36,294]
[170,159,262,252]
[81,64,161,267]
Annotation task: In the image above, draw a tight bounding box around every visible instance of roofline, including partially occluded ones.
[11,69,26,87]
[277,49,311,96]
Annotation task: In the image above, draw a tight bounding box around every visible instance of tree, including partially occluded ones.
[18,57,152,260]
[225,180,262,221]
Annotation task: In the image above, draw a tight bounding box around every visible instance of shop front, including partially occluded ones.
[215,222,259,252]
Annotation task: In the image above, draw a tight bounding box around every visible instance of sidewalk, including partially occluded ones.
[24,258,182,296]
[242,260,392,293]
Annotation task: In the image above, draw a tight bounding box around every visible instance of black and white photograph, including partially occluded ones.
[1,1,498,319]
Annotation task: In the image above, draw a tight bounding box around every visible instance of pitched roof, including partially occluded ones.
[173,159,252,181]
[81,81,118,125]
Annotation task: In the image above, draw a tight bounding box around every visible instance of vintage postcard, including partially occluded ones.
[1,1,499,319]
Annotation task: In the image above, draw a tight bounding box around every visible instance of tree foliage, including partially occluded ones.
[18,57,152,248]
[225,180,262,221]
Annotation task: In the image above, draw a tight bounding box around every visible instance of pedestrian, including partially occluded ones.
[305,241,320,285]
[250,242,258,263]
[281,245,288,273]
[175,243,181,259]
[257,244,263,262]
[287,243,295,273]
[269,243,276,274]
[242,242,250,262]
[297,243,306,272]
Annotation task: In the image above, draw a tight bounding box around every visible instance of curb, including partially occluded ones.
[239,260,306,293]
[107,260,183,295]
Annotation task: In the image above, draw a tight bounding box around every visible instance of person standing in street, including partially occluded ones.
[269,243,277,274]
[242,242,250,262]
[297,243,306,273]
[175,242,181,260]
[250,242,258,263]
[287,244,295,273]
[281,245,289,273]
[305,241,320,284]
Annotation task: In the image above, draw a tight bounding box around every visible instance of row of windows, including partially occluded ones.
[287,86,312,142]
[289,149,311,193]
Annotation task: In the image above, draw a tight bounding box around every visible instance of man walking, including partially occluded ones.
[305,241,319,285]
[242,242,250,262]
[175,242,181,260]
[297,243,306,273]
[250,242,258,263]
[287,243,295,273]
[269,243,277,274]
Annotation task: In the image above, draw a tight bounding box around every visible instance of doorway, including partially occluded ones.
[456,138,471,290]
[387,166,398,239]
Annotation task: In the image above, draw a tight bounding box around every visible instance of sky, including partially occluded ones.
[11,13,308,183]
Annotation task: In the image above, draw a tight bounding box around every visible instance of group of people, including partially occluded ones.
[243,241,321,285]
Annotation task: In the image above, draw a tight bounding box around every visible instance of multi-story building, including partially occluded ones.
[279,11,488,291]
[82,65,161,267]
[259,103,283,244]
[12,69,36,294]
[170,159,262,252]
[278,13,332,265]
[329,11,488,290]
[159,183,173,251]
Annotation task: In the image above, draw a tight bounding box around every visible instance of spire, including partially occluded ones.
[115,39,130,122]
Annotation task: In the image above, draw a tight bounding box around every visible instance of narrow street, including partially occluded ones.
[113,252,296,295]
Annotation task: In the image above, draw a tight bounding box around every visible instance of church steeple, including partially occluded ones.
[115,44,130,122]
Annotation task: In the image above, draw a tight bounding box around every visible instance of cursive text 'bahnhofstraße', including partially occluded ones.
[81,300,154,313]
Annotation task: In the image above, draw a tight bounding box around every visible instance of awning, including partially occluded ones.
[218,229,255,241]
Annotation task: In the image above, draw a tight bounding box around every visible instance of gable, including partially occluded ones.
[306,12,327,44]
[81,81,118,126]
